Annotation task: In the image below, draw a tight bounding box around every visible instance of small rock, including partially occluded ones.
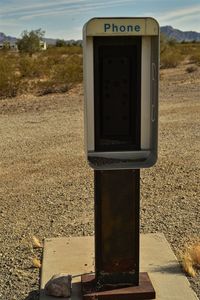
[44,274,72,298]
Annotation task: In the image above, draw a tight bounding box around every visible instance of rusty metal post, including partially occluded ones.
[82,169,155,299]
[94,169,140,288]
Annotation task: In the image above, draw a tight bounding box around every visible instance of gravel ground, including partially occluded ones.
[0,62,199,300]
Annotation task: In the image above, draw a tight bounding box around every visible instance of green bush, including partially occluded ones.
[55,39,66,47]
[17,29,45,56]
[0,57,20,98]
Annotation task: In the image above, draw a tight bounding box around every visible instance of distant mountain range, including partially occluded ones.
[1,26,200,45]
[0,32,17,43]
[161,26,200,42]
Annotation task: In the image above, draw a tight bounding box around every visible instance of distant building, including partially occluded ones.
[0,40,47,51]
[40,40,47,50]
[0,40,18,51]
[9,42,18,51]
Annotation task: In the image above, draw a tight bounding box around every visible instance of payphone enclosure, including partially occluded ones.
[83,17,159,170]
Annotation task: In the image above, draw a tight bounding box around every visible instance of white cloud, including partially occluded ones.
[0,0,84,17]
[18,0,136,20]
[158,4,200,22]
[1,0,134,18]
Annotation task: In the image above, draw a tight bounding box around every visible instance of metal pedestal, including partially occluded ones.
[82,169,155,300]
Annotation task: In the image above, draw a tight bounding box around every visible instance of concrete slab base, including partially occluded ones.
[40,233,198,300]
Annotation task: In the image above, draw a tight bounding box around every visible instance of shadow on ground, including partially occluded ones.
[151,262,184,275]
[24,290,40,300]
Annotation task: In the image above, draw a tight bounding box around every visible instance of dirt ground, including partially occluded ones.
[0,62,199,300]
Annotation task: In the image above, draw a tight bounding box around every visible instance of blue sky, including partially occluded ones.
[1,0,200,39]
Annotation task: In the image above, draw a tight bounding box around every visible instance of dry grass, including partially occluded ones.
[0,46,83,98]
[0,42,199,98]
[179,42,200,66]
[181,243,200,277]
[186,66,198,73]
[160,51,183,69]
[190,53,200,65]
[19,56,45,78]
[32,236,43,249]
[160,40,200,69]
[32,258,42,269]
[0,55,20,97]
[46,45,82,56]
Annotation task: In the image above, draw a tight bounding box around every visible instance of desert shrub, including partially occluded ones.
[168,38,177,46]
[160,34,169,55]
[19,55,46,78]
[17,28,45,56]
[45,55,63,66]
[46,45,82,57]
[189,53,200,65]
[34,54,82,95]
[186,66,197,73]
[160,36,184,68]
[0,57,20,98]
[56,39,66,47]
[179,44,196,56]
[0,45,83,97]
[64,46,82,55]
[160,50,183,69]
[176,42,200,65]
[51,55,83,84]
[36,80,69,96]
